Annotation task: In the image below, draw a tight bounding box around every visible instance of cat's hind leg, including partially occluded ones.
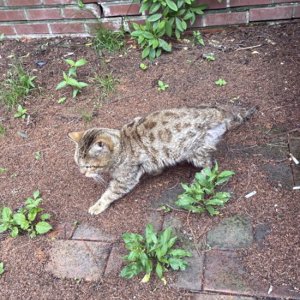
[88,167,143,215]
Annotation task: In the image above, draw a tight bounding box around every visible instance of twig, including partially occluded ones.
[235,44,262,51]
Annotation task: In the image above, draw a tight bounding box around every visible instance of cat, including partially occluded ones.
[68,105,256,215]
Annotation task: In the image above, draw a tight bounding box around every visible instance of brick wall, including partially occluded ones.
[0,0,299,38]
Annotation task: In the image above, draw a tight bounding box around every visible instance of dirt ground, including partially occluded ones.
[0,22,299,299]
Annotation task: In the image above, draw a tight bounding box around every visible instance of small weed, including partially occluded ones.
[34,151,42,160]
[157,205,172,213]
[0,124,5,136]
[120,224,191,284]
[56,59,88,98]
[14,104,27,119]
[0,62,36,109]
[139,63,148,71]
[0,261,4,276]
[215,78,227,87]
[157,80,169,91]
[0,190,52,238]
[81,111,93,123]
[203,53,215,61]
[77,0,84,8]
[0,168,7,174]
[176,162,235,216]
[93,26,124,55]
[95,73,118,96]
[193,31,205,46]
[57,97,67,104]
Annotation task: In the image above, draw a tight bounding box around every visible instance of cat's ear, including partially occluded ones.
[68,131,84,143]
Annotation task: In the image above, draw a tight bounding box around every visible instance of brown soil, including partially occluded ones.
[0,23,299,299]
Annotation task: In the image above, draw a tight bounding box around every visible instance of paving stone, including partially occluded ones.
[147,210,164,232]
[48,222,77,240]
[172,249,204,291]
[262,163,293,189]
[46,240,111,281]
[72,224,117,242]
[253,223,271,246]
[203,250,300,299]
[192,294,255,300]
[153,184,183,208]
[207,215,253,250]
[104,243,125,276]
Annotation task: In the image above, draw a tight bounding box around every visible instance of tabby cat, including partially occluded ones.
[69,106,255,215]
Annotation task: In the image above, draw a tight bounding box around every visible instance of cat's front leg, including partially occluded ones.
[88,168,143,215]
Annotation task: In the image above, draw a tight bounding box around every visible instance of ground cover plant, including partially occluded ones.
[0,261,4,276]
[0,191,52,238]
[121,224,191,284]
[176,163,235,216]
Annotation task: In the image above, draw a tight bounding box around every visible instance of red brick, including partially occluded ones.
[83,0,98,2]
[196,0,227,9]
[202,11,248,27]
[230,0,271,6]
[273,0,300,3]
[50,22,85,33]
[63,6,100,19]
[26,8,62,20]
[43,0,76,4]
[102,2,140,17]
[0,24,16,35]
[250,6,293,21]
[294,5,300,17]
[0,9,26,21]
[5,0,42,6]
[14,23,49,34]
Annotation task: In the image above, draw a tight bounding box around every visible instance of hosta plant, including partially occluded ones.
[120,224,191,284]
[0,191,52,238]
[176,163,235,216]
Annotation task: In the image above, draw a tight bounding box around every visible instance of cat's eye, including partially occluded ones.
[97,142,103,148]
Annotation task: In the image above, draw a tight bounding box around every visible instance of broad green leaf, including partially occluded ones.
[35,221,52,235]
[40,213,51,221]
[1,207,12,222]
[65,59,75,66]
[0,262,4,276]
[131,30,145,37]
[160,227,173,246]
[141,273,151,283]
[175,29,181,40]
[149,47,156,60]
[77,82,88,89]
[168,257,188,270]
[33,190,40,199]
[176,195,196,207]
[142,47,150,59]
[13,213,29,230]
[166,0,178,11]
[145,224,158,246]
[68,67,77,77]
[147,13,162,22]
[139,2,150,13]
[28,208,38,222]
[175,17,184,32]
[169,249,192,257]
[149,2,161,13]
[74,58,87,67]
[156,262,163,279]
[123,232,144,244]
[11,226,19,238]
[205,198,226,206]
[72,89,79,98]
[142,31,154,40]
[167,236,177,249]
[120,262,143,279]
[55,81,67,90]
[165,21,172,37]
[66,77,80,87]
[0,224,8,233]
[158,39,171,52]
[156,48,162,58]
[206,206,219,216]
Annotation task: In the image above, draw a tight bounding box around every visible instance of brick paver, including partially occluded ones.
[72,224,117,242]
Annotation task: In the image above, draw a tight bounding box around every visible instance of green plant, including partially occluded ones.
[0,62,36,108]
[193,30,204,46]
[93,26,124,55]
[139,63,148,70]
[95,73,118,96]
[0,261,4,276]
[215,78,227,87]
[203,53,215,61]
[121,224,191,284]
[57,97,67,104]
[34,151,42,160]
[0,167,7,174]
[56,59,88,98]
[77,0,85,8]
[130,0,206,59]
[0,191,52,238]
[14,104,27,119]
[176,163,235,216]
[157,80,169,91]
[0,124,5,136]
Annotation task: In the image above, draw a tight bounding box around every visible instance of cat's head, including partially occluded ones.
[68,128,120,179]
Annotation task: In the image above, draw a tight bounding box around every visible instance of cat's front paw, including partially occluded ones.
[88,203,108,215]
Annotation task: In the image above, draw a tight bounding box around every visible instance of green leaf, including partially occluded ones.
[65,59,75,66]
[123,232,144,245]
[68,67,77,77]
[169,249,192,257]
[206,206,219,216]
[141,273,151,283]
[147,13,162,22]
[33,190,40,199]
[0,224,8,233]
[0,262,4,276]
[145,224,158,246]
[10,226,19,238]
[77,82,88,89]
[57,97,67,104]
[72,89,79,98]
[149,2,161,14]
[74,58,87,67]
[139,63,148,70]
[35,221,52,235]
[120,263,143,279]
[168,257,188,270]
[1,207,12,222]
[156,262,163,279]
[176,195,196,207]
[175,17,184,32]
[27,208,39,222]
[40,213,51,221]
[142,47,150,59]
[13,213,29,230]
[139,2,150,13]
[158,39,171,52]
[166,0,178,11]
[165,21,172,37]
[56,81,67,90]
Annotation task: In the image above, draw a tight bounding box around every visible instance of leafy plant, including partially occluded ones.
[34,151,42,160]
[0,62,36,108]
[139,63,148,70]
[176,163,235,216]
[0,261,4,276]
[0,191,52,238]
[77,0,85,8]
[215,78,227,87]
[0,167,7,174]
[93,26,124,55]
[120,224,191,284]
[157,80,169,91]
[95,73,118,96]
[14,104,27,119]
[130,0,206,59]
[56,59,88,98]
[193,30,205,46]
[203,53,215,61]
[57,97,66,104]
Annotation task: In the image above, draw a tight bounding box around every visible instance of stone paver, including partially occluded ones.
[207,215,253,249]
[72,224,117,242]
[153,184,183,208]
[104,243,125,276]
[192,294,255,300]
[253,223,271,246]
[48,222,77,240]
[46,240,111,281]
